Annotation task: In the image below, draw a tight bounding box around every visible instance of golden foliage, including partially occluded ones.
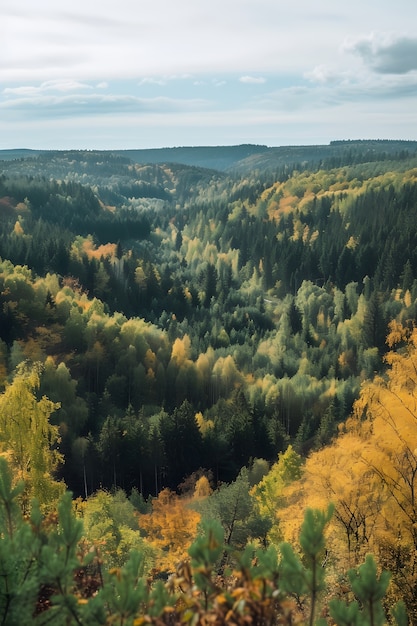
[138,489,201,574]
[193,475,212,499]
[0,363,64,511]
[277,322,417,613]
[170,335,191,365]
[195,411,214,435]
[81,237,117,260]
[13,220,24,235]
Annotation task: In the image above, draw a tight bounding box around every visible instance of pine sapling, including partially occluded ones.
[278,504,334,625]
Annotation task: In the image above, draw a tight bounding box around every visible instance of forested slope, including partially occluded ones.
[1,148,417,496]
[3,144,417,620]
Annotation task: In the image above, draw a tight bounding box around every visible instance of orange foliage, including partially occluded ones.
[13,220,24,235]
[193,475,212,499]
[21,336,45,362]
[138,489,201,574]
[33,325,64,356]
[82,239,117,260]
[144,348,156,371]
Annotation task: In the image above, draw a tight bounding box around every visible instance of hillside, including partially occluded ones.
[2,143,417,619]
[2,139,417,174]
[1,144,417,491]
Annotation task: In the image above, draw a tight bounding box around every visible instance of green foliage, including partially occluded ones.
[0,458,42,625]
[391,601,409,626]
[329,555,394,626]
[188,519,225,592]
[279,505,334,625]
[39,492,86,625]
[0,456,25,535]
[80,489,154,570]
[196,467,261,572]
[251,445,303,542]
[96,551,150,623]
[0,459,410,624]
[2,149,417,500]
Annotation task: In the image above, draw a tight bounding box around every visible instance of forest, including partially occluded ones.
[1,140,417,623]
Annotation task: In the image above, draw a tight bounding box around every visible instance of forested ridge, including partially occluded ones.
[2,142,417,623]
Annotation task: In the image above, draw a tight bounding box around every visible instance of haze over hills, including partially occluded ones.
[2,139,417,174]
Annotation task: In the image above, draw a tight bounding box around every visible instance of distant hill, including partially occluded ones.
[1,140,417,174]
[0,148,44,161]
[0,145,267,171]
[228,140,417,174]
[113,144,269,171]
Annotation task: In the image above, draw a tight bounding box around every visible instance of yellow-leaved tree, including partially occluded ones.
[279,433,382,570]
[275,321,417,618]
[343,320,417,612]
[0,362,64,512]
[138,488,201,574]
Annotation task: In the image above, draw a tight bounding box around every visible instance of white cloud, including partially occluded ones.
[259,71,417,115]
[239,76,266,85]
[2,1,417,148]
[305,65,341,85]
[138,75,192,87]
[4,0,402,81]
[138,78,168,87]
[3,80,93,96]
[0,91,212,120]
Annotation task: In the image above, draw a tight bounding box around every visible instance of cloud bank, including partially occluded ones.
[2,0,417,148]
[346,34,417,74]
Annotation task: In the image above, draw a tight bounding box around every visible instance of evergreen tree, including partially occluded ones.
[362,290,387,350]
[288,297,303,335]
[160,400,203,488]
[202,263,218,307]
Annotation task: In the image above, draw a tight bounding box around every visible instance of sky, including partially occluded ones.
[1,0,417,150]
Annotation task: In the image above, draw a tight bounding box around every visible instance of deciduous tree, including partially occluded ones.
[251,445,303,543]
[0,362,64,511]
[138,488,200,574]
